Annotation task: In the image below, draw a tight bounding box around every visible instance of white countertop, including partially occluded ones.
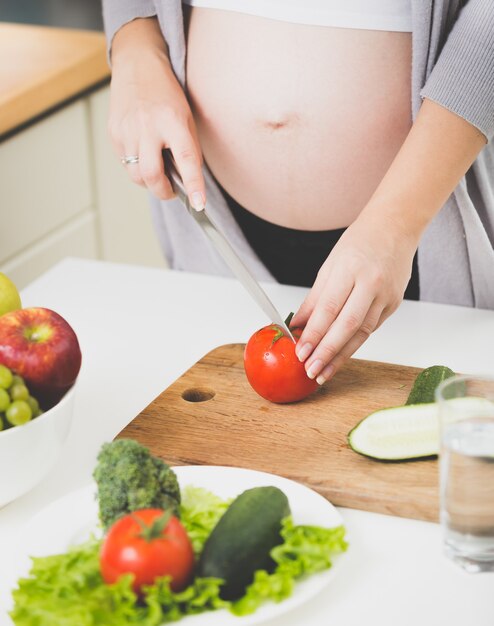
[1,258,493,625]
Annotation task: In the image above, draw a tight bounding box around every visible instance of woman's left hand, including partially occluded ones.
[291,97,488,385]
[290,211,417,385]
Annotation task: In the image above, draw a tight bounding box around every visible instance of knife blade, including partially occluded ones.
[163,150,295,342]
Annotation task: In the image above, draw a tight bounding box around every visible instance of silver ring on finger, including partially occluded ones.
[120,155,140,165]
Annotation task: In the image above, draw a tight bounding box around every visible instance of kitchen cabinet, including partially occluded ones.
[0,24,165,289]
[0,101,96,286]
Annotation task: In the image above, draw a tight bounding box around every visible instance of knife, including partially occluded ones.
[163,150,295,342]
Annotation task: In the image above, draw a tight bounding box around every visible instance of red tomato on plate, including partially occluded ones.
[100,508,194,593]
[244,324,318,403]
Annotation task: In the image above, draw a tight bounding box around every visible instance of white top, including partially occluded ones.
[182,0,413,32]
[0,258,493,625]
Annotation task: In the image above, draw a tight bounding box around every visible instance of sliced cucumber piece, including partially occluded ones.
[348,397,494,461]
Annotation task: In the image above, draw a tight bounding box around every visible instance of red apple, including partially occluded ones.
[0,307,81,409]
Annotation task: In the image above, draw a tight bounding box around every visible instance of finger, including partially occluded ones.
[108,118,125,158]
[291,290,319,332]
[139,136,175,200]
[291,269,330,330]
[374,300,399,330]
[304,284,376,380]
[121,139,145,187]
[314,302,384,385]
[109,128,145,187]
[169,130,205,210]
[295,272,354,363]
[187,115,204,165]
[291,259,335,329]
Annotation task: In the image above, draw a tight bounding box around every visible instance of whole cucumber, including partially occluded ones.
[405,365,455,405]
[197,486,290,599]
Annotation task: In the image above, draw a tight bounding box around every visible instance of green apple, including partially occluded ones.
[0,273,21,317]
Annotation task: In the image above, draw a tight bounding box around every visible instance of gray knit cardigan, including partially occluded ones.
[103,0,494,308]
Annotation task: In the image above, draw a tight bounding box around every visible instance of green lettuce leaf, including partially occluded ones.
[10,537,228,626]
[10,487,232,626]
[231,517,348,616]
[10,537,148,626]
[179,486,231,556]
[10,488,348,625]
[144,576,229,619]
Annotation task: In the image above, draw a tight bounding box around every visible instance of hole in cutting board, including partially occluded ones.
[182,387,216,402]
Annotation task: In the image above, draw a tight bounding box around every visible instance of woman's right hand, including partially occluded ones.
[109,18,206,209]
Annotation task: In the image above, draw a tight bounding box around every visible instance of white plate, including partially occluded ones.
[5,466,346,625]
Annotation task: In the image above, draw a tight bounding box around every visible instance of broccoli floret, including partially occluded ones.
[93,439,181,530]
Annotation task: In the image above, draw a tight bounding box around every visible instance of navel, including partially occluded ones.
[256,112,301,132]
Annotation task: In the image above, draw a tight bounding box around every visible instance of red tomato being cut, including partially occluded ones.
[244,324,318,403]
[100,508,194,594]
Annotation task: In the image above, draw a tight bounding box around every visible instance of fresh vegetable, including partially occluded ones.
[10,537,228,626]
[232,516,347,615]
[10,486,347,625]
[179,486,231,556]
[348,402,440,460]
[197,486,290,599]
[348,364,456,461]
[348,397,493,460]
[405,365,455,405]
[93,439,181,530]
[0,365,43,431]
[244,320,318,403]
[100,508,195,593]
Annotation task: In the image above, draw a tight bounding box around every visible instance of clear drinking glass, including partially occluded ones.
[436,375,494,573]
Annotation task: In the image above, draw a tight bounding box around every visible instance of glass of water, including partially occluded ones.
[436,375,494,573]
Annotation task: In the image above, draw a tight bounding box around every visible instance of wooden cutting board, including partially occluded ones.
[118,344,439,522]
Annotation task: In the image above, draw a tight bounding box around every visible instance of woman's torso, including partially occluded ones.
[184,7,412,230]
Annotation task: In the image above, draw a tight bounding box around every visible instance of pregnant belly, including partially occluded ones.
[185,8,412,230]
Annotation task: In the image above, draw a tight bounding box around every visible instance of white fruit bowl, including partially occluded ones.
[0,385,76,508]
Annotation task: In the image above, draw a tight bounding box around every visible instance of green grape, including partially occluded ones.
[0,388,10,412]
[26,395,40,416]
[0,415,3,431]
[11,374,24,387]
[10,383,29,402]
[5,400,32,426]
[0,365,13,389]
